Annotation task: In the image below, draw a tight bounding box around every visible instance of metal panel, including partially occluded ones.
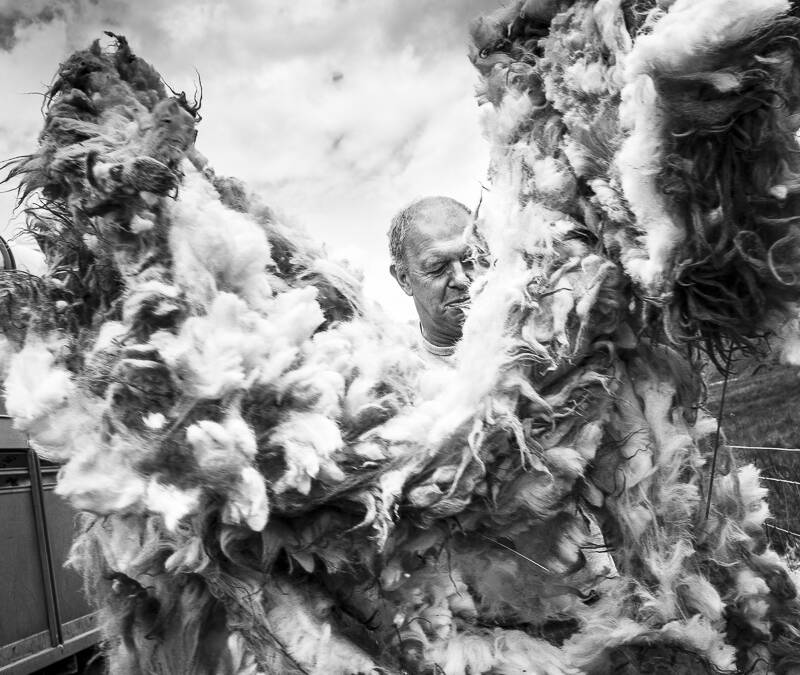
[0,453,49,651]
[25,451,61,648]
[42,489,94,624]
[0,418,28,450]
[0,615,99,675]
[0,386,101,673]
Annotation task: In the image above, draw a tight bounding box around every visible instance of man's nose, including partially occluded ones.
[448,260,471,288]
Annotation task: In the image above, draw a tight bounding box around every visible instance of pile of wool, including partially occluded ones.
[2,2,800,672]
[466,0,800,672]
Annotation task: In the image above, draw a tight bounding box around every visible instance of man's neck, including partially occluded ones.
[420,325,457,356]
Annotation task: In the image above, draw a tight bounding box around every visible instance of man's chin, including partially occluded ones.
[443,305,468,325]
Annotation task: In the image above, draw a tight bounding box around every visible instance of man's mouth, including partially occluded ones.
[446,298,470,309]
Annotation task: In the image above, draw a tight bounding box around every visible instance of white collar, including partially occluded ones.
[420,326,456,357]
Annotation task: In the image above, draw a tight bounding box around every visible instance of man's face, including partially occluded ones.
[391,206,475,346]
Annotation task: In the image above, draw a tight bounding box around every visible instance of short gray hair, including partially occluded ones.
[388,196,471,273]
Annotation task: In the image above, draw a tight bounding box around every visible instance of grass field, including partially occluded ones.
[705,359,800,555]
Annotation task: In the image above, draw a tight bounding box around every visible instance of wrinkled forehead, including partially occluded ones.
[405,206,471,260]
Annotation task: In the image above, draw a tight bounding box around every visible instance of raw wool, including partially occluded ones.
[249,579,379,675]
[658,616,737,671]
[69,515,253,675]
[267,412,345,495]
[470,1,800,672]
[616,72,682,290]
[491,630,577,675]
[2,8,800,675]
[0,34,431,673]
[4,336,75,428]
[0,334,13,380]
[647,4,800,364]
[624,0,790,77]
[776,310,800,365]
[142,479,202,532]
[2,336,111,464]
[615,0,790,295]
[148,289,324,400]
[167,168,275,311]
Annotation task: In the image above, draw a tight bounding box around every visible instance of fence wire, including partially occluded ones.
[726,443,800,553]
[728,444,800,454]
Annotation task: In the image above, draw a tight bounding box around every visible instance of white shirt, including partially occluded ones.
[419,327,456,365]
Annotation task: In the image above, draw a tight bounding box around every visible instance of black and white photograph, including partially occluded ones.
[1,1,800,673]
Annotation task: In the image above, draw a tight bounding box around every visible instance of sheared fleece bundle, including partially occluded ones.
[2,4,800,672]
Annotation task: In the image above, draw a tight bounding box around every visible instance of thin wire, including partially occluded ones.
[761,476,800,487]
[764,522,800,540]
[479,534,551,573]
[705,347,733,519]
[728,444,800,453]
[707,377,740,387]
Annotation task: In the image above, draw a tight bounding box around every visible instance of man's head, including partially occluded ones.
[388,196,475,347]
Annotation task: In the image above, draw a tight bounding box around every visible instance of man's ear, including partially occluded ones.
[390,263,413,297]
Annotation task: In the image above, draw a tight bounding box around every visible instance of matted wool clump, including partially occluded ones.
[2,3,800,673]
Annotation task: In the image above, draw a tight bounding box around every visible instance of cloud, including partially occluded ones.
[0,0,494,316]
[0,1,64,51]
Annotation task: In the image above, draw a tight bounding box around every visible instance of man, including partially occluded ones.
[388,196,476,360]
[389,199,617,582]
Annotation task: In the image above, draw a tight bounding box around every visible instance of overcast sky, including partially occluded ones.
[0,0,496,318]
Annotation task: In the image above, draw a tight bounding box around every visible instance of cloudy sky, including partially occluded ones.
[0,0,497,318]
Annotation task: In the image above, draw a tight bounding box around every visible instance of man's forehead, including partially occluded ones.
[406,206,471,256]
